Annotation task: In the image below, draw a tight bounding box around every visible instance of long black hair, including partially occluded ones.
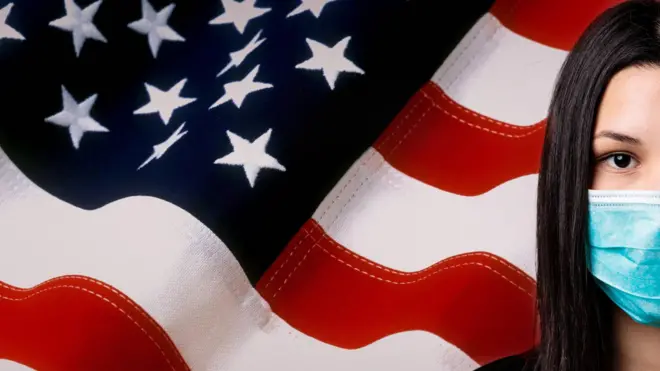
[536,1,660,371]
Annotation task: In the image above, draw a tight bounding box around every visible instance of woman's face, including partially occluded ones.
[592,66,660,190]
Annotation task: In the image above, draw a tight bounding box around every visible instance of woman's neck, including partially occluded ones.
[614,308,660,371]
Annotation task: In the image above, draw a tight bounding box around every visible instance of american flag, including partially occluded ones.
[0,0,619,370]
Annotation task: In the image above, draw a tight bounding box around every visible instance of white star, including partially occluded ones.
[296,36,364,90]
[214,129,285,187]
[138,122,187,170]
[134,78,196,125]
[45,86,109,149]
[210,65,272,109]
[217,29,266,77]
[128,0,185,58]
[49,0,107,57]
[287,0,337,18]
[0,3,24,42]
[209,0,271,34]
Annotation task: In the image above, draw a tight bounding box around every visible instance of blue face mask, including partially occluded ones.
[588,190,660,326]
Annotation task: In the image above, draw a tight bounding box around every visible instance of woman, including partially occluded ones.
[479,1,660,370]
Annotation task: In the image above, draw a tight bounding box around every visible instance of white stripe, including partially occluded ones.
[313,148,537,276]
[432,12,567,126]
[0,149,479,371]
[0,149,271,371]
[0,360,36,371]
[226,322,478,371]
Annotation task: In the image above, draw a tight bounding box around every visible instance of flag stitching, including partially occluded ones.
[324,102,433,229]
[0,276,189,369]
[0,282,184,371]
[270,0,536,300]
[420,89,545,138]
[312,222,534,284]
[263,228,312,289]
[317,241,533,293]
[442,0,525,93]
[270,229,533,297]
[439,12,495,88]
[430,82,543,130]
[325,83,543,233]
[446,16,503,91]
[272,239,316,299]
[314,95,425,225]
[321,82,544,233]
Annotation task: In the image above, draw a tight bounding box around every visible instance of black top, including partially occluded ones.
[476,355,533,371]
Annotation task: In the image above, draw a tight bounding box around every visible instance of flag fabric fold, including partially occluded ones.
[258,0,624,367]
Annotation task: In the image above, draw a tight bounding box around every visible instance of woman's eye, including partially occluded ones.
[604,153,639,170]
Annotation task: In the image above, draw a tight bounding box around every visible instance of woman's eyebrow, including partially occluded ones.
[594,130,642,145]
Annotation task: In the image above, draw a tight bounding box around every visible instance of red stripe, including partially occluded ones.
[257,219,538,366]
[374,82,544,196]
[0,276,189,371]
[491,0,624,50]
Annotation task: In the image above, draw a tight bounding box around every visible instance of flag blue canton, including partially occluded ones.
[0,0,492,281]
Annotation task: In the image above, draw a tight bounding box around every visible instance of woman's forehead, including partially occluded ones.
[596,66,660,138]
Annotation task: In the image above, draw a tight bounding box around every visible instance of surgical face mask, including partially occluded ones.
[588,190,660,326]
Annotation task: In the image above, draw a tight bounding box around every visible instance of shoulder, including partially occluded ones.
[475,355,534,371]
